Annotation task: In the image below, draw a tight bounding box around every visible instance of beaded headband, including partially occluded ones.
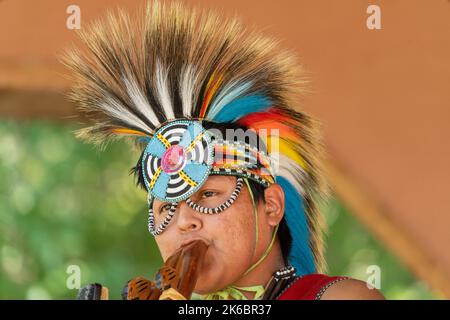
[144,119,274,236]
[142,119,275,204]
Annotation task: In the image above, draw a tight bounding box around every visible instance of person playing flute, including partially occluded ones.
[64,0,384,300]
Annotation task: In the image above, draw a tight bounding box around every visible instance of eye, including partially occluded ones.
[159,203,172,214]
[201,191,217,199]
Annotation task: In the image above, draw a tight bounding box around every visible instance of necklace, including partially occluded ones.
[192,265,297,300]
[262,265,298,300]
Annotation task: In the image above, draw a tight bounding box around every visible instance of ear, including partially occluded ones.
[263,183,285,226]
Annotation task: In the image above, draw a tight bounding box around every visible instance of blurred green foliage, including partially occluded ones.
[0,120,162,299]
[0,120,441,299]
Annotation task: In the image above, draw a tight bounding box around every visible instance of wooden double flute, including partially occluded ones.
[77,240,209,300]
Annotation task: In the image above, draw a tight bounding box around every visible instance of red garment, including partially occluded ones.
[277,274,349,300]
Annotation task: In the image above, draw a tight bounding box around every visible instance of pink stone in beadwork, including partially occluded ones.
[161,144,186,173]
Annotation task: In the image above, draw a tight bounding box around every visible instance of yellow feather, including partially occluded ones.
[267,136,307,170]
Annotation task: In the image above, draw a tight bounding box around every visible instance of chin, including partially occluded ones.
[194,269,225,294]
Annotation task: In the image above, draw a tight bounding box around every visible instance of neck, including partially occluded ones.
[231,238,285,299]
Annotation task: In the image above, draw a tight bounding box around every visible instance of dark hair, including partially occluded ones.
[130,120,292,264]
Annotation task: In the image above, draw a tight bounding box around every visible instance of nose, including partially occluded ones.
[176,200,203,232]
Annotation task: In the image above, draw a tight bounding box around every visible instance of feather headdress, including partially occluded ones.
[62,0,327,275]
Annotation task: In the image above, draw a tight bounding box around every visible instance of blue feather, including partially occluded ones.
[206,81,252,119]
[276,176,316,275]
[211,94,272,123]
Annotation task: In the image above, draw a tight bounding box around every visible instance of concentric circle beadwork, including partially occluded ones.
[142,120,213,203]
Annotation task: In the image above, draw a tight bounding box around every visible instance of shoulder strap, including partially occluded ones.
[277,274,349,300]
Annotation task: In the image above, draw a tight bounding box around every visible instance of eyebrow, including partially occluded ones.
[193,182,219,195]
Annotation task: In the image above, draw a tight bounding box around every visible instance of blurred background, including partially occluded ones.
[1,0,449,299]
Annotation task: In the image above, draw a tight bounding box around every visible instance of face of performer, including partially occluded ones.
[152,175,285,294]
